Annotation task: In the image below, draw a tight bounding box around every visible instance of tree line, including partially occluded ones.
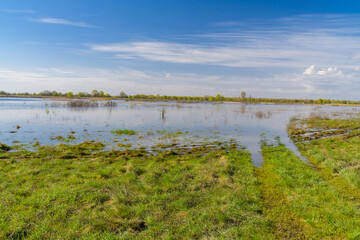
[0,90,359,105]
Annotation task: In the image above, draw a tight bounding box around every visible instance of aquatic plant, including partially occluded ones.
[0,143,11,152]
[111,129,137,135]
[67,100,99,108]
[103,101,117,107]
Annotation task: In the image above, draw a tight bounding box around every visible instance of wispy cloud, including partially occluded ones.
[90,41,314,68]
[33,18,96,28]
[89,14,360,70]
[0,9,34,13]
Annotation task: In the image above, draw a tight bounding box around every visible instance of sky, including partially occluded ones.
[1,0,360,99]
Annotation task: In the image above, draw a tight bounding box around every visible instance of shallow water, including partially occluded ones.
[1,97,358,166]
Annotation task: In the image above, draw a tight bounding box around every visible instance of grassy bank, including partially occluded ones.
[0,142,272,239]
[289,115,360,200]
[258,145,360,239]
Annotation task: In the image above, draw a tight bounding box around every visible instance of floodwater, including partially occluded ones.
[1,97,358,166]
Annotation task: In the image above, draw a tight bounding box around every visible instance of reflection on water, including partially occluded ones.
[0,97,358,166]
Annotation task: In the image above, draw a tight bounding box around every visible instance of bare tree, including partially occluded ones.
[241,91,246,99]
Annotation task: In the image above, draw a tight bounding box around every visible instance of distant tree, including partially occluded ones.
[78,92,85,97]
[215,94,224,101]
[99,91,105,97]
[41,90,52,96]
[209,96,215,101]
[67,92,74,98]
[92,90,99,97]
[119,91,128,98]
[317,98,324,104]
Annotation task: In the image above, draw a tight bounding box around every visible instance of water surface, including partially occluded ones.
[1,97,358,166]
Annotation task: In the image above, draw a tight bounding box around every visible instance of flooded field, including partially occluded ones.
[1,97,359,166]
[3,97,360,239]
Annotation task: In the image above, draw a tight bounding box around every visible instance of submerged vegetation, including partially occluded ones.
[48,100,117,108]
[288,112,360,142]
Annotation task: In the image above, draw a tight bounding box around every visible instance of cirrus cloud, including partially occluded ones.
[33,18,96,28]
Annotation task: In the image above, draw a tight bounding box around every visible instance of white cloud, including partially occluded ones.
[33,18,96,28]
[303,65,315,75]
[303,65,344,76]
[316,67,343,76]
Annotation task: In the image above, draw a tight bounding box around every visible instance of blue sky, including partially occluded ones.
[1,0,360,99]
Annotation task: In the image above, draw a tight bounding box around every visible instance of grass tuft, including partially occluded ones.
[111,129,137,136]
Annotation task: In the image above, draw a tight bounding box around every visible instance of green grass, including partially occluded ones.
[297,135,360,188]
[0,142,273,239]
[289,116,360,204]
[111,129,137,136]
[258,144,360,239]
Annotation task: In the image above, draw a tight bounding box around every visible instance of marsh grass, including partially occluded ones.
[0,142,273,239]
[296,129,360,196]
[288,115,360,142]
[67,100,99,108]
[289,116,360,192]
